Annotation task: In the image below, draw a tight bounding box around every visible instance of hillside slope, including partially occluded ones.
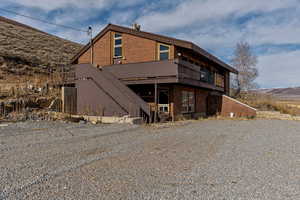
[0,16,83,80]
[257,87,300,100]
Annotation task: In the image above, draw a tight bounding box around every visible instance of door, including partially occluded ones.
[158,89,169,113]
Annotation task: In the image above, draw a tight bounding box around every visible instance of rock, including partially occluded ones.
[91,121,98,125]
[79,120,86,124]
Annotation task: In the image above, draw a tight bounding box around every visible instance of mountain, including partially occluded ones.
[256,87,300,100]
[0,16,83,80]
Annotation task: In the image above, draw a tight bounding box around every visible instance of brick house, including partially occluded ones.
[69,24,255,122]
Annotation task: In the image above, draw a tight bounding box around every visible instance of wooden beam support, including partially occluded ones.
[154,82,158,123]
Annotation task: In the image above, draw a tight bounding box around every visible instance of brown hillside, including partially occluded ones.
[0,16,83,80]
[256,87,300,100]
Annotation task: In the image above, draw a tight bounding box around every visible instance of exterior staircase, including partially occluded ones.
[75,64,150,122]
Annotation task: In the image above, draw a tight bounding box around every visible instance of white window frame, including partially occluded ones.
[114,33,122,58]
[158,43,170,60]
[181,90,195,113]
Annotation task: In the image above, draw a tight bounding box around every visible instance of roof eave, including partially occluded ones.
[191,43,238,74]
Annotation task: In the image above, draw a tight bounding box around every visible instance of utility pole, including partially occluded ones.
[88,26,93,65]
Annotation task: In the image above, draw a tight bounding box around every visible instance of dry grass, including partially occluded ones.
[0,71,63,100]
[238,92,300,116]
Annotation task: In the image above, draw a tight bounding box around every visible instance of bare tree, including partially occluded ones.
[231,41,258,97]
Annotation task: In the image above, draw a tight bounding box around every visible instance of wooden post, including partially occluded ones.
[171,103,175,122]
[154,82,158,123]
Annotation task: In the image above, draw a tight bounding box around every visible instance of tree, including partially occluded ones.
[231,41,258,97]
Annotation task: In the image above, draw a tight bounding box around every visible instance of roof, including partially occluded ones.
[71,24,238,74]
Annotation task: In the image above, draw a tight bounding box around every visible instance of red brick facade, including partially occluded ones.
[122,33,157,64]
[78,31,112,66]
[76,31,174,66]
[220,95,257,118]
[171,85,210,119]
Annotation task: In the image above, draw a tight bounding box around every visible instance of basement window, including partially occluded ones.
[114,33,122,58]
[158,44,170,60]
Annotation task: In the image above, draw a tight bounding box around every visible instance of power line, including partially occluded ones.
[0,7,88,33]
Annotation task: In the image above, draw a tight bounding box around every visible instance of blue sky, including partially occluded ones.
[1,0,300,89]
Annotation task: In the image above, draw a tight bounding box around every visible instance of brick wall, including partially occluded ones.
[77,31,175,66]
[78,48,91,64]
[195,88,209,114]
[220,95,256,117]
[172,85,209,118]
[78,31,112,66]
[172,85,256,120]
[93,31,112,66]
[122,33,157,64]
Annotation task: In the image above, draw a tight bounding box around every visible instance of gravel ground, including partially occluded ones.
[0,119,299,199]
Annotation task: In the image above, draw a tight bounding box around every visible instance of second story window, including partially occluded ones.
[200,68,208,82]
[158,44,170,60]
[215,73,225,88]
[208,71,215,85]
[114,33,122,58]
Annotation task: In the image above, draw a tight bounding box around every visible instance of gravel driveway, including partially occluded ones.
[0,119,299,199]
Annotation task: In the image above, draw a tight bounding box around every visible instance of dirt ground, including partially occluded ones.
[0,119,299,199]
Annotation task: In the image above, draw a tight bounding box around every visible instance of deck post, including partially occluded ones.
[154,82,158,123]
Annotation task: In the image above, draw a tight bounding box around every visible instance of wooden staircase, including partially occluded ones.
[75,64,151,122]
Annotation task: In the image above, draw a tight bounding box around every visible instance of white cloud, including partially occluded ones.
[2,0,145,44]
[171,11,300,53]
[246,15,300,45]
[137,0,298,32]
[55,23,106,44]
[7,0,144,11]
[107,10,137,26]
[256,50,300,88]
[134,0,300,59]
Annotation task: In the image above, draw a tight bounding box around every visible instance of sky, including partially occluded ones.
[1,0,300,89]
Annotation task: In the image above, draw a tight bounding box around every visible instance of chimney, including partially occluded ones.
[132,23,141,31]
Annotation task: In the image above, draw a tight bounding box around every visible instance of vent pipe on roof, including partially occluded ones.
[132,23,141,31]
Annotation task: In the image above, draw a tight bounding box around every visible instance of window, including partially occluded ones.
[182,56,188,62]
[200,69,208,82]
[114,33,122,58]
[215,73,225,88]
[181,90,195,113]
[182,91,189,113]
[158,44,170,60]
[208,71,215,85]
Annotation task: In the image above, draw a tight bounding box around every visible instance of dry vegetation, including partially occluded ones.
[0,16,82,100]
[0,16,82,70]
[0,16,82,120]
[238,92,300,116]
